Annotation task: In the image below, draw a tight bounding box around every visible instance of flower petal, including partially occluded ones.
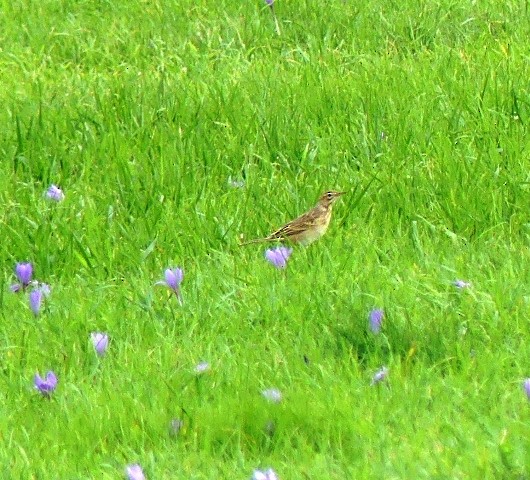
[194,361,210,374]
[369,309,384,334]
[164,267,183,290]
[34,370,57,396]
[371,366,389,385]
[91,332,109,356]
[523,379,530,400]
[262,388,282,403]
[15,262,33,286]
[46,184,65,201]
[265,247,292,269]
[29,289,43,315]
[453,279,471,289]
[125,464,145,480]
[45,371,58,389]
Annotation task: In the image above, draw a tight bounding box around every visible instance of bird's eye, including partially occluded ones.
[327,192,333,198]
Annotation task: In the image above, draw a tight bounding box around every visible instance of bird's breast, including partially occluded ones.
[297,210,331,245]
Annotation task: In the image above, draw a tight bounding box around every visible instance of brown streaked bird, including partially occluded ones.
[240,190,345,246]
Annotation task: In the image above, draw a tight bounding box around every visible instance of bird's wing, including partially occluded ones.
[267,209,318,239]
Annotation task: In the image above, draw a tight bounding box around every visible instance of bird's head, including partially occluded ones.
[319,190,345,206]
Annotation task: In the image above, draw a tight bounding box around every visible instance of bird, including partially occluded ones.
[240,190,345,246]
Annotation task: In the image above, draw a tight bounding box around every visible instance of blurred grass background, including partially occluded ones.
[1,0,529,478]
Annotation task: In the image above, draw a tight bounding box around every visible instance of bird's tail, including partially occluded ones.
[239,237,267,246]
[239,235,289,246]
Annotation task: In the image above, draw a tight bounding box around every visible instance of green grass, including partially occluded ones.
[1,0,530,478]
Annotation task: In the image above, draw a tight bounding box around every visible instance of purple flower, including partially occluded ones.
[523,379,530,400]
[10,262,33,292]
[29,288,43,315]
[453,279,471,289]
[369,309,384,334]
[125,464,145,480]
[165,267,183,289]
[371,366,389,385]
[252,468,279,480]
[16,262,33,285]
[34,371,57,397]
[194,361,210,374]
[262,388,282,403]
[157,267,184,304]
[264,0,274,6]
[46,184,65,201]
[91,332,109,356]
[265,246,292,269]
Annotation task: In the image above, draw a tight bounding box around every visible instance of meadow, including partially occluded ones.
[1,0,530,478]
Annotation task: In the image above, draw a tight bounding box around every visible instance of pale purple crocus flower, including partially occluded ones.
[265,247,292,269]
[453,279,471,289]
[369,309,384,334]
[371,366,389,385]
[29,289,43,315]
[157,267,184,304]
[10,262,33,292]
[91,333,109,356]
[523,379,530,401]
[16,262,33,285]
[252,468,279,480]
[164,268,183,290]
[194,361,210,374]
[46,184,65,201]
[264,0,274,6]
[262,388,282,403]
[125,464,145,480]
[34,371,57,397]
